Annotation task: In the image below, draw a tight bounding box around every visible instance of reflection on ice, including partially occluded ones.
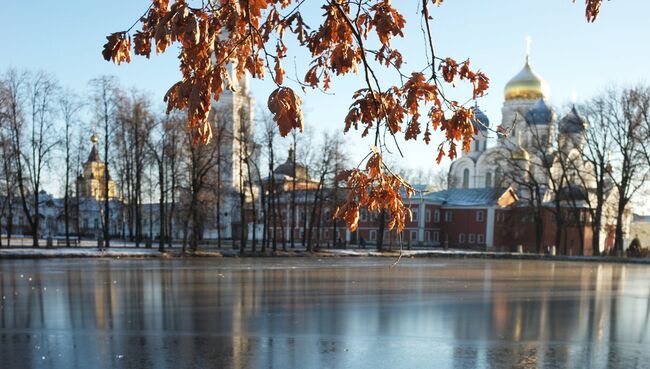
[0,258,649,368]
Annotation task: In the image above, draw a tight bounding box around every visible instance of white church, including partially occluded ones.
[448,47,589,193]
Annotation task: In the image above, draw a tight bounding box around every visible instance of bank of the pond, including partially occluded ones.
[1,246,650,265]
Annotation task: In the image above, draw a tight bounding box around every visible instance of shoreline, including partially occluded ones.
[1,247,649,265]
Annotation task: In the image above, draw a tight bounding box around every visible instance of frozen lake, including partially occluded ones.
[1,258,649,368]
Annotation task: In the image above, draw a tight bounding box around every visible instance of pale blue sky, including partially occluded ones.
[2,1,650,176]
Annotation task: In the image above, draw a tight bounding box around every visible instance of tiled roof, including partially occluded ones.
[87,145,101,163]
[633,214,650,223]
[422,187,515,207]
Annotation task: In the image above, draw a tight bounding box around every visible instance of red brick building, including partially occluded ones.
[353,188,519,250]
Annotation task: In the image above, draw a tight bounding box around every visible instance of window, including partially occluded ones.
[477,234,485,244]
[410,230,417,241]
[445,211,452,222]
[495,168,502,187]
[83,219,88,229]
[412,209,419,222]
[434,209,440,223]
[474,140,480,151]
[360,209,367,222]
[426,210,431,222]
[462,169,470,188]
[468,234,476,244]
[485,172,492,188]
[425,231,431,241]
[369,230,376,241]
[433,231,440,242]
[476,211,484,222]
[458,233,465,244]
[93,218,98,230]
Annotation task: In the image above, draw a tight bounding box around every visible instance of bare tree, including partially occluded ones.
[147,113,175,252]
[569,101,614,256]
[89,76,120,248]
[59,89,82,247]
[0,79,17,247]
[115,91,154,247]
[238,106,259,253]
[182,126,222,253]
[210,108,229,250]
[164,114,183,249]
[305,133,341,251]
[6,72,61,247]
[495,131,550,254]
[603,87,649,254]
[260,113,280,252]
[0,129,13,248]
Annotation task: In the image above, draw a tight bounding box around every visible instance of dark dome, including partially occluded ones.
[274,149,309,181]
[524,99,553,126]
[559,106,587,134]
[472,105,490,131]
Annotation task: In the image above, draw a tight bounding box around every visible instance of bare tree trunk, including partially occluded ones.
[290,135,296,248]
[238,142,246,254]
[246,162,257,253]
[168,131,178,249]
[269,143,277,252]
[216,161,222,249]
[103,104,111,248]
[376,210,386,251]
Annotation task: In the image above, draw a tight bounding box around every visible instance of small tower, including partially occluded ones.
[76,134,116,200]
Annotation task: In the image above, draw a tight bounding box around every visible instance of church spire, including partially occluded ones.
[525,36,532,65]
[87,134,101,163]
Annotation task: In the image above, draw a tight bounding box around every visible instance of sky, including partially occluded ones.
[2,1,650,193]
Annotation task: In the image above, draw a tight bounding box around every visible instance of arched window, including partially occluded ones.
[485,172,492,188]
[494,167,502,187]
[475,140,480,151]
[462,168,470,188]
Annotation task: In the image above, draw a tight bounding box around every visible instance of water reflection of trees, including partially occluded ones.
[0,260,649,368]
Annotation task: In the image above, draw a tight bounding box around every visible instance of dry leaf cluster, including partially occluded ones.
[334,149,415,233]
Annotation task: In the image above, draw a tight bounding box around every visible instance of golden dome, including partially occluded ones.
[90,134,99,144]
[504,57,548,101]
[511,147,529,161]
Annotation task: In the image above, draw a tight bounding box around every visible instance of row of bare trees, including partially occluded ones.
[0,70,207,249]
[0,69,352,253]
[1,70,65,247]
